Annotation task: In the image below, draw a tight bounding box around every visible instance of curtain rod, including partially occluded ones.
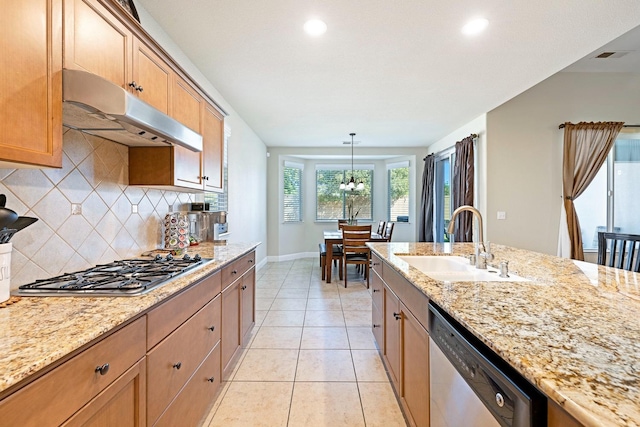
[558,124,640,129]
[423,133,478,160]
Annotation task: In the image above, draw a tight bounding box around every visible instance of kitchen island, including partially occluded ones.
[369,241,640,427]
[0,242,259,425]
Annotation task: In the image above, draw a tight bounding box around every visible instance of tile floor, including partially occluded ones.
[202,258,408,427]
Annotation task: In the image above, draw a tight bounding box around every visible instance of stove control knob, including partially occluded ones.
[183,254,191,261]
[166,254,174,261]
[154,254,163,261]
[194,254,202,261]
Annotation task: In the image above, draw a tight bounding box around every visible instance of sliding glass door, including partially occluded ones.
[434,149,455,243]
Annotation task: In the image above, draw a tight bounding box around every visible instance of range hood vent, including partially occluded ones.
[62,69,203,152]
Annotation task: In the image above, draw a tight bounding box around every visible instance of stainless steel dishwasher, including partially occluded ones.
[428,303,546,427]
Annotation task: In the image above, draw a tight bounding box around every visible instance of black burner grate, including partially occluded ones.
[19,254,207,296]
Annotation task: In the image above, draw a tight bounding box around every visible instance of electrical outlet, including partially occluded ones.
[131,204,138,214]
[497,211,506,220]
[71,204,82,215]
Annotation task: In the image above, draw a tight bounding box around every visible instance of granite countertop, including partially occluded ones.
[0,242,259,396]
[368,242,640,427]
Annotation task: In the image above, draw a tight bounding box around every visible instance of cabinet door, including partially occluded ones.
[64,0,132,88]
[372,303,383,352]
[221,280,241,379]
[202,103,224,192]
[63,358,146,427]
[383,285,401,389]
[0,0,62,167]
[172,76,203,189]
[132,39,172,114]
[241,268,255,345]
[401,303,430,427]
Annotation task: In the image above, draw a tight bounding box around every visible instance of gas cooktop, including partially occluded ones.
[18,254,210,296]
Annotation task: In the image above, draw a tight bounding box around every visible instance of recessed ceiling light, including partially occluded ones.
[462,17,489,36]
[304,19,327,37]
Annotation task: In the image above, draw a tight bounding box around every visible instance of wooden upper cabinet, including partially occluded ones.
[132,39,172,114]
[64,0,132,88]
[172,76,204,189]
[0,0,63,167]
[203,103,225,192]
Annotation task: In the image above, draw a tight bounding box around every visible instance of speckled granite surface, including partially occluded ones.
[0,242,259,395]
[368,242,640,427]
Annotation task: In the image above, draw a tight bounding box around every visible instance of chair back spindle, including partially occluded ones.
[597,232,640,272]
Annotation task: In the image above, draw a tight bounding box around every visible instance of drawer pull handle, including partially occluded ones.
[241,285,247,290]
[373,262,380,266]
[393,312,401,320]
[95,363,110,376]
[207,377,215,383]
[232,270,238,275]
[173,362,182,370]
[248,259,254,263]
[373,324,381,328]
[372,289,380,292]
[208,325,215,331]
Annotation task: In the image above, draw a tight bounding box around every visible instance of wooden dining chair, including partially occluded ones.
[338,219,348,230]
[342,225,372,288]
[382,222,395,242]
[376,220,386,236]
[319,243,342,280]
[597,232,640,272]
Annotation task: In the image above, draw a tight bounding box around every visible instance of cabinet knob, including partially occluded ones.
[248,259,254,264]
[136,85,143,92]
[208,325,215,331]
[128,81,137,89]
[241,285,247,290]
[232,270,238,275]
[372,262,380,266]
[173,362,182,370]
[373,324,381,328]
[207,377,215,383]
[393,312,401,320]
[95,363,110,376]
[372,289,380,293]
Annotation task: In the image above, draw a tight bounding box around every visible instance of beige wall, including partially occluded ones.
[485,72,640,254]
[266,147,427,259]
[136,5,268,263]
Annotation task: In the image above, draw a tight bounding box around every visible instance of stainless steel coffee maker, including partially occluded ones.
[187,211,228,243]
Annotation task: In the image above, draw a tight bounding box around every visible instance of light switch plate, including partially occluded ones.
[497,211,506,220]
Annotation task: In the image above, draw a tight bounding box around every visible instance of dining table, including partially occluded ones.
[323,230,385,283]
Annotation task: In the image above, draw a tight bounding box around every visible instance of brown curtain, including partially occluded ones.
[562,121,623,260]
[419,154,435,241]
[452,136,475,242]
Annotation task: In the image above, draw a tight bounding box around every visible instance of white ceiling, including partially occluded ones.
[135,0,640,148]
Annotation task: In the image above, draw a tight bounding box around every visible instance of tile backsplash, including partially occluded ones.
[0,128,200,289]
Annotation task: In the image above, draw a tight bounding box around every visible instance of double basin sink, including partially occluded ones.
[397,255,529,282]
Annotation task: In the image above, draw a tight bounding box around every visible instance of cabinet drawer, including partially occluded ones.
[154,343,221,427]
[221,251,255,290]
[371,268,384,310]
[372,303,383,352]
[371,253,383,277]
[383,264,429,330]
[147,296,220,425]
[0,317,146,427]
[147,270,220,350]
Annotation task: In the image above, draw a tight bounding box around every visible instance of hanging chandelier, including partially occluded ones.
[339,133,365,191]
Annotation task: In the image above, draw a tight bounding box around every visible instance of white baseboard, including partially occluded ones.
[265,252,316,263]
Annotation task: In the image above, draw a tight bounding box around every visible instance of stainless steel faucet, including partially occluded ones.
[447,205,493,269]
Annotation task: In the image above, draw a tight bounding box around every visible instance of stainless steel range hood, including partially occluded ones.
[62,69,203,152]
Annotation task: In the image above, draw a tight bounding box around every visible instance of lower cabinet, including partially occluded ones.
[63,358,146,427]
[373,254,430,427]
[154,343,221,427]
[221,264,256,379]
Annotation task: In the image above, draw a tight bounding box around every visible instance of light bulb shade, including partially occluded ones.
[339,182,346,190]
[347,181,355,190]
[356,181,365,190]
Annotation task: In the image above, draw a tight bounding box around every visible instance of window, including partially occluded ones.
[316,166,373,221]
[388,161,409,222]
[574,131,640,250]
[283,161,303,222]
[434,149,455,242]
